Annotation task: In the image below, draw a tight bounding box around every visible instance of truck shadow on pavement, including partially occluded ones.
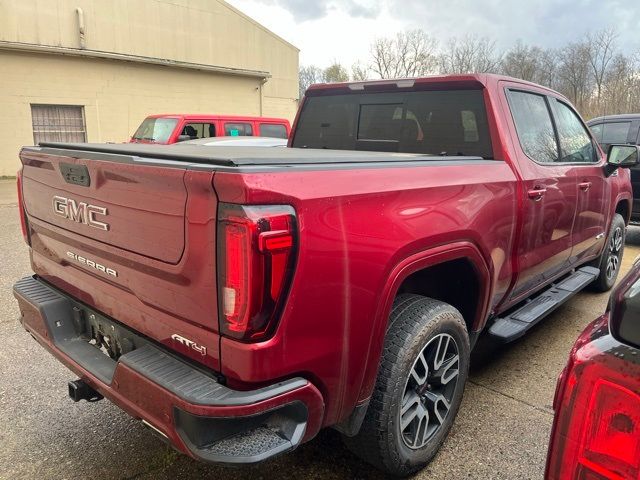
[131,428,384,480]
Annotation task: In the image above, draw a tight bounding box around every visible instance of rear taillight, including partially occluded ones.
[547,331,640,479]
[16,169,30,245]
[217,203,296,342]
[576,380,640,479]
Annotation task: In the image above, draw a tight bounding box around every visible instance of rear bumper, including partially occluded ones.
[13,276,324,464]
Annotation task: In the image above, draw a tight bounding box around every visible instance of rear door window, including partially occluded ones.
[292,90,493,158]
[507,90,558,164]
[260,123,288,138]
[225,123,253,136]
[551,100,596,163]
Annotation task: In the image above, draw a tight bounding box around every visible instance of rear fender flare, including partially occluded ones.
[357,241,492,404]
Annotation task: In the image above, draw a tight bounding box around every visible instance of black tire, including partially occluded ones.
[590,213,626,292]
[343,294,470,477]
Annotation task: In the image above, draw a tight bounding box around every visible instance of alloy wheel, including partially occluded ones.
[400,333,460,449]
[606,226,623,280]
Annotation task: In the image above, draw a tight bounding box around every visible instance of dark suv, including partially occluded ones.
[588,114,640,223]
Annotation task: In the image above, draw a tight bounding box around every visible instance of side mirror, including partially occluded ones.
[177,135,192,142]
[604,144,639,176]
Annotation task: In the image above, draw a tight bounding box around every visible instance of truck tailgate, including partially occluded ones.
[19,146,220,370]
[22,151,186,263]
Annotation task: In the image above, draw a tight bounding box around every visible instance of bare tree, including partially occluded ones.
[556,41,592,113]
[501,41,545,82]
[371,37,396,78]
[370,29,438,78]
[298,65,325,99]
[537,48,559,90]
[351,62,370,81]
[586,28,618,116]
[601,53,640,116]
[324,62,349,83]
[439,35,501,74]
[352,28,640,119]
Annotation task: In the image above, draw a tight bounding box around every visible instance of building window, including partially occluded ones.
[31,105,87,144]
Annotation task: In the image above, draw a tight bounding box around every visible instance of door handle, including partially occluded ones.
[579,181,592,191]
[528,187,547,201]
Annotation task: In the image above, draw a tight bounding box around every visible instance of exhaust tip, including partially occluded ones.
[68,379,103,402]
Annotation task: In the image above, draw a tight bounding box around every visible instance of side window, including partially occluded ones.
[260,123,288,138]
[552,100,596,163]
[225,123,253,136]
[202,123,215,138]
[182,123,215,139]
[507,90,558,163]
[598,122,631,152]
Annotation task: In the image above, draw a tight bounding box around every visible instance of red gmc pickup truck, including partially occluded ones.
[13,74,638,476]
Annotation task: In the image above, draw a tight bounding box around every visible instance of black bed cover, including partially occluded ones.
[28,142,484,167]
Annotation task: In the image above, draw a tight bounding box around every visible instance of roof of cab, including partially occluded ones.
[304,73,566,100]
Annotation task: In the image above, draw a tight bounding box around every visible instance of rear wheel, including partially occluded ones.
[591,213,626,292]
[343,294,470,476]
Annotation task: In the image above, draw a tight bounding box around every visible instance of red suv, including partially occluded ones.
[130,114,291,144]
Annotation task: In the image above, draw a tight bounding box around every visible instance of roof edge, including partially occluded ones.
[0,41,271,79]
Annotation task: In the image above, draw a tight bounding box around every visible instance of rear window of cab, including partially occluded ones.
[292,89,493,158]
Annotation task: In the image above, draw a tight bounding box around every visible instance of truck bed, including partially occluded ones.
[35,142,484,167]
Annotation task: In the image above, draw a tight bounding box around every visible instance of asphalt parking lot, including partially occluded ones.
[1,177,637,480]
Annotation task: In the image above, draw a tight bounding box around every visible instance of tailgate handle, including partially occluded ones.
[60,163,91,187]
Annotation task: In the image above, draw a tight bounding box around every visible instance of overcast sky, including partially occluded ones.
[227,0,640,68]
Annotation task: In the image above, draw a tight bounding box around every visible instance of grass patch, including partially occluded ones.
[0,176,16,180]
